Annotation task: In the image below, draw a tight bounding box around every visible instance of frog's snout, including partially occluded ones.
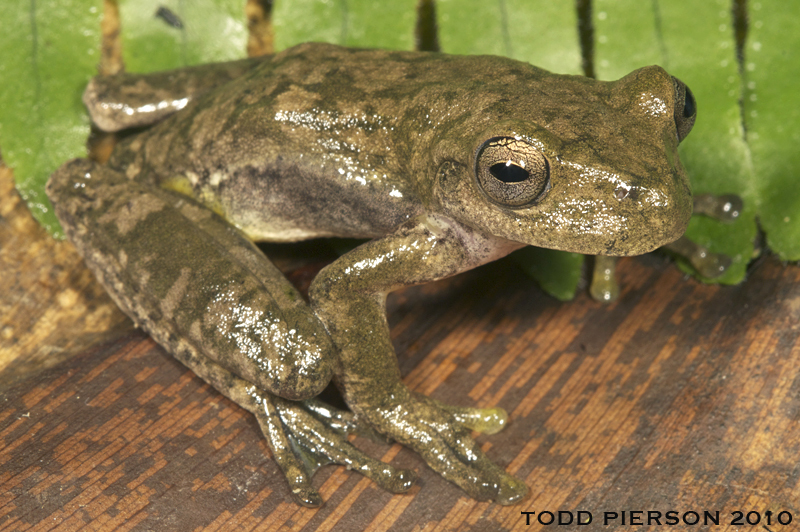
[626,177,693,254]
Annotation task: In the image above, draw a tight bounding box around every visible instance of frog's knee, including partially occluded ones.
[46,159,113,235]
[46,158,96,199]
[271,354,333,401]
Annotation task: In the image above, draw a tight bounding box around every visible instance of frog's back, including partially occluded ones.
[104,44,436,241]
[104,43,557,242]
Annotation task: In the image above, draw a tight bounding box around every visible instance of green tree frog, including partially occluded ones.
[46,43,696,506]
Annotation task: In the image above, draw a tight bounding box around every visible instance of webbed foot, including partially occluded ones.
[359,390,528,505]
[248,391,417,507]
[163,346,416,507]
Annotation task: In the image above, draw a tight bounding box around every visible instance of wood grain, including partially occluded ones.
[0,165,131,386]
[2,249,799,531]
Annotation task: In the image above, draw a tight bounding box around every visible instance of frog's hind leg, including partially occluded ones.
[48,158,333,400]
[47,158,416,505]
[171,334,416,507]
[84,56,264,132]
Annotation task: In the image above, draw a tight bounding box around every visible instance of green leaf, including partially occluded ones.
[594,0,757,284]
[744,0,800,260]
[0,0,103,238]
[119,0,248,73]
[437,0,583,75]
[273,0,419,51]
[510,247,584,302]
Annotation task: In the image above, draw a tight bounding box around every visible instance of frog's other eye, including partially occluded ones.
[475,137,549,207]
[672,77,696,143]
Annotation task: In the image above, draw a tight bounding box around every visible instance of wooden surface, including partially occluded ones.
[2,238,799,530]
[0,165,131,386]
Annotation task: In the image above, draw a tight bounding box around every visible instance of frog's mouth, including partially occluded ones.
[600,201,692,256]
[510,157,694,257]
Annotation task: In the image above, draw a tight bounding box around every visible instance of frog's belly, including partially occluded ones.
[214,165,424,243]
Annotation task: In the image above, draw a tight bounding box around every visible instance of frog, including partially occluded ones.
[46,42,696,507]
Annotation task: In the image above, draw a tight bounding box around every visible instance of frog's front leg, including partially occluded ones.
[310,215,529,504]
[84,57,262,132]
[46,159,415,506]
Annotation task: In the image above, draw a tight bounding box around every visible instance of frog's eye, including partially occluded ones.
[475,137,549,207]
[672,77,696,143]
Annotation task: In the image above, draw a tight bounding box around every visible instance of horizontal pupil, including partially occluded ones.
[489,162,529,183]
[683,87,696,118]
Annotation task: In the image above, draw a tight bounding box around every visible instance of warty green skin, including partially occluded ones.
[47,42,695,507]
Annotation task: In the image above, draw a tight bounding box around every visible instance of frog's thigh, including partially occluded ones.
[47,159,334,400]
[85,56,263,132]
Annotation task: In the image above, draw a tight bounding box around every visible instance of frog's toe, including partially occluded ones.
[388,468,417,493]
[663,235,733,279]
[252,395,323,506]
[495,475,529,505]
[368,393,527,504]
[252,391,417,505]
[275,398,417,493]
[355,462,417,494]
[440,431,528,503]
[436,401,508,435]
[290,484,324,508]
[442,450,528,503]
